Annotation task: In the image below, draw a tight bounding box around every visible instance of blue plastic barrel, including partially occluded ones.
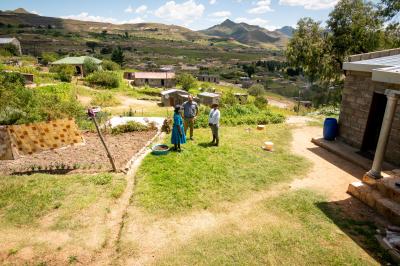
[323,118,338,141]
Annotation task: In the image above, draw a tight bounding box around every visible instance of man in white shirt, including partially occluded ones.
[208,103,221,146]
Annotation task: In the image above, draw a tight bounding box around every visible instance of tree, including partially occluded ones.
[379,0,400,47]
[242,64,255,78]
[327,0,384,70]
[111,46,124,66]
[286,18,328,84]
[86,41,98,53]
[248,84,265,96]
[83,58,99,75]
[177,73,197,91]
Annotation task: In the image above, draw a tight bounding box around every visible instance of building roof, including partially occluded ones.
[343,54,400,72]
[160,89,188,95]
[198,92,220,98]
[51,56,102,65]
[0,38,18,44]
[343,48,400,85]
[134,72,175,79]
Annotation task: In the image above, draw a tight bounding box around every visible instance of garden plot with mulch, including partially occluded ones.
[0,130,158,175]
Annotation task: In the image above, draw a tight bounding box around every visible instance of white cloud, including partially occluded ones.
[30,10,40,15]
[210,10,231,17]
[135,5,148,13]
[124,5,134,13]
[279,0,338,10]
[62,12,144,24]
[235,17,277,30]
[154,0,205,25]
[209,0,217,4]
[248,0,273,14]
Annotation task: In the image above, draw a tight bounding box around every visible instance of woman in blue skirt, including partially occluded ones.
[171,105,186,152]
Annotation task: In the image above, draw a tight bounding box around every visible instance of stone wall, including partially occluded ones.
[339,70,400,165]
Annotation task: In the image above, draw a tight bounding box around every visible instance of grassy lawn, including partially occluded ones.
[154,190,382,265]
[133,125,310,215]
[0,173,125,227]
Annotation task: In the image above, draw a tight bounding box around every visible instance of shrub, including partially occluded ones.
[90,92,120,107]
[254,96,268,109]
[111,46,124,65]
[220,91,239,107]
[177,73,197,91]
[50,65,75,82]
[102,60,120,71]
[90,174,112,185]
[83,58,99,75]
[111,121,150,135]
[85,71,119,88]
[41,52,58,66]
[248,84,265,96]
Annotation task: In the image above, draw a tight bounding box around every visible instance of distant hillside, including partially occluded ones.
[200,19,288,49]
[276,26,294,38]
[0,9,208,42]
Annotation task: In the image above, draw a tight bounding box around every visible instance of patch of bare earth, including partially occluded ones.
[0,130,157,175]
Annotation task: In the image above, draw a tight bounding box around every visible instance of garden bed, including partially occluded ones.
[0,130,158,175]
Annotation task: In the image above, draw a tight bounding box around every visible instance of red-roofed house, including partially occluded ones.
[124,72,176,88]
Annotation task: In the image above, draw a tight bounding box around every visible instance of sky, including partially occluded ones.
[0,0,341,31]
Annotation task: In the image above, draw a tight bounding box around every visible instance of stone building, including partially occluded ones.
[197,74,220,83]
[340,48,400,168]
[160,89,189,106]
[197,92,220,106]
[124,72,176,88]
[0,38,22,55]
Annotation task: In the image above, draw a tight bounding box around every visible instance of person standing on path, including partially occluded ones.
[183,95,199,140]
[208,103,221,146]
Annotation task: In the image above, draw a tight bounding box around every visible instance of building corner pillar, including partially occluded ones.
[365,90,399,181]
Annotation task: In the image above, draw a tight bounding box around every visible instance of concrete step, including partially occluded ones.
[376,177,400,205]
[348,181,400,225]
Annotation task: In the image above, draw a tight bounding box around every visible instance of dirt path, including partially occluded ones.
[113,124,380,265]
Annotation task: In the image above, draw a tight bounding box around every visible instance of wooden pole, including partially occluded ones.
[92,116,117,172]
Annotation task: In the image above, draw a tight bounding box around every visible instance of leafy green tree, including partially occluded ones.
[111,46,124,66]
[177,73,197,91]
[248,84,265,96]
[327,0,384,70]
[286,18,328,84]
[83,58,99,75]
[102,60,120,71]
[242,64,255,78]
[86,41,98,53]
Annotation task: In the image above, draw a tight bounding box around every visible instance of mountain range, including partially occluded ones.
[0,9,294,49]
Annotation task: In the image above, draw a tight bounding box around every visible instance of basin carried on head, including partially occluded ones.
[151,144,170,155]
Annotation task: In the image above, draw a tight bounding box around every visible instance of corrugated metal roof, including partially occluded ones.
[343,54,400,72]
[160,89,187,95]
[0,38,18,44]
[134,72,175,79]
[198,92,220,97]
[51,56,102,65]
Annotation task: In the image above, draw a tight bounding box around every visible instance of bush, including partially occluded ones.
[220,91,239,107]
[194,104,285,128]
[102,60,120,71]
[50,64,75,82]
[41,52,58,66]
[254,96,268,109]
[248,84,265,96]
[83,58,99,75]
[177,73,197,91]
[85,71,119,88]
[90,173,112,185]
[90,92,120,107]
[111,121,150,135]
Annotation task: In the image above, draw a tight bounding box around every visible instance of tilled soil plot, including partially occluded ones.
[0,130,158,175]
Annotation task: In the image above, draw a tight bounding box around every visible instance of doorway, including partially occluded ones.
[161,79,165,87]
[169,97,175,106]
[361,92,387,156]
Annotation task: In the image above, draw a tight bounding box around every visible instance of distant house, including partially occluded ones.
[0,37,22,55]
[4,70,33,84]
[198,92,220,106]
[240,77,253,88]
[125,72,176,88]
[197,74,220,84]
[234,93,248,104]
[160,89,190,106]
[160,65,175,72]
[51,56,102,76]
